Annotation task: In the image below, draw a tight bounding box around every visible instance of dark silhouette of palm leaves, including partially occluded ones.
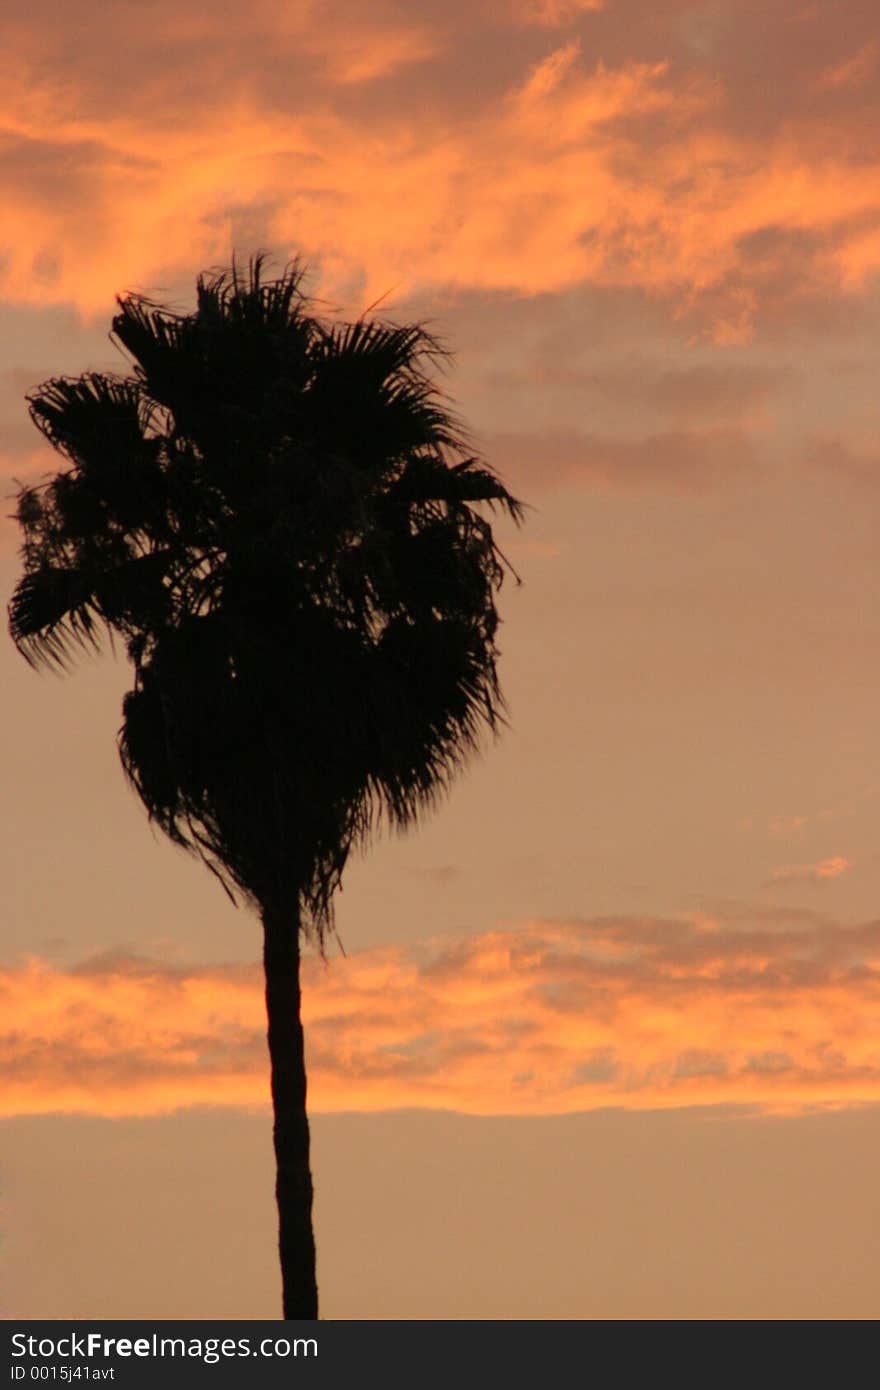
[9,256,522,937]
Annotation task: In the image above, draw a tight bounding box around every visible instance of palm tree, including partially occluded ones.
[8,257,522,1319]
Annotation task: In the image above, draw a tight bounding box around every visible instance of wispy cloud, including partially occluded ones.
[482,425,759,494]
[769,816,810,839]
[4,912,879,1119]
[807,436,880,487]
[769,855,853,885]
[509,0,605,26]
[817,41,878,91]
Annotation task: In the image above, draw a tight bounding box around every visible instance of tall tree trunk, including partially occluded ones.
[262,899,318,1319]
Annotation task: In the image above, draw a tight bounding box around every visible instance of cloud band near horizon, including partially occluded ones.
[3,913,878,1119]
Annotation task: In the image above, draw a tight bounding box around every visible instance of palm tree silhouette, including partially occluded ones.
[8,257,522,1319]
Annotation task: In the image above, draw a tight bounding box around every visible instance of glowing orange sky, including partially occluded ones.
[2,0,879,1163]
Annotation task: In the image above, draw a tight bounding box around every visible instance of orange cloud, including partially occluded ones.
[769,855,853,884]
[1,2,879,335]
[296,11,441,84]
[509,0,605,25]
[4,913,879,1119]
[769,815,809,839]
[817,41,878,91]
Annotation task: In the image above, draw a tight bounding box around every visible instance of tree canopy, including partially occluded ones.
[9,258,523,937]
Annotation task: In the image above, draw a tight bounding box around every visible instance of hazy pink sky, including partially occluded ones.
[2,0,878,1318]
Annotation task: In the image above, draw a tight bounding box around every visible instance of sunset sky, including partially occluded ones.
[2,0,879,1319]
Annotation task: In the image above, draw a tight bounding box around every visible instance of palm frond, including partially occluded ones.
[28,374,150,459]
[390,454,524,519]
[8,565,104,669]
